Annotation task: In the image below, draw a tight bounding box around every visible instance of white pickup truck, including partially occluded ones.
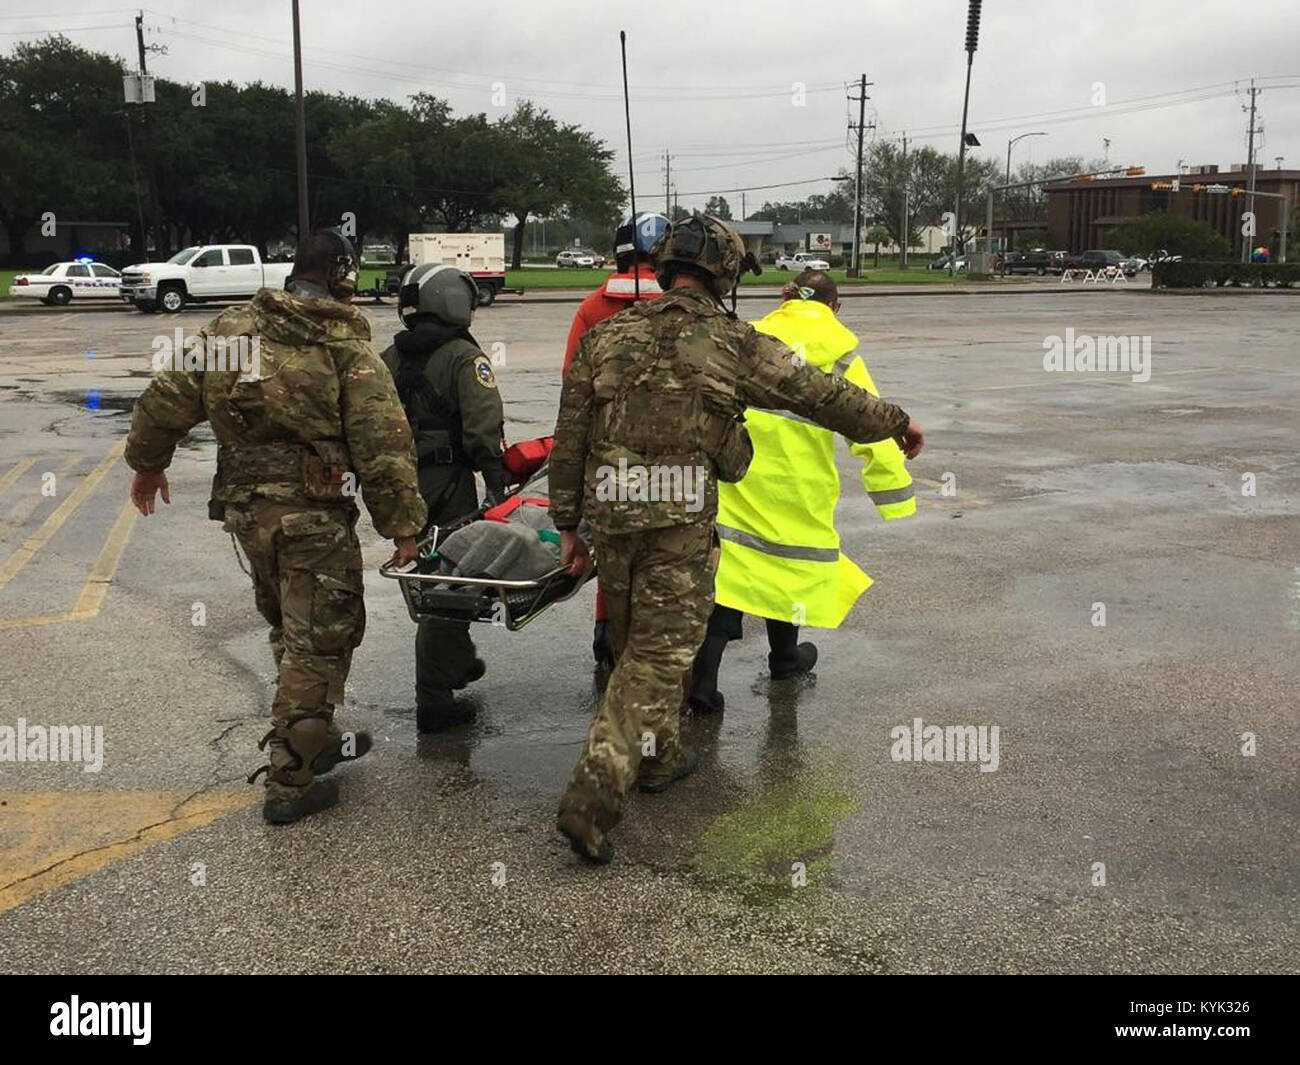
[119,244,293,313]
[774,251,831,271]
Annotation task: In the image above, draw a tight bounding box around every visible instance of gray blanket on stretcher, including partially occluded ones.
[437,512,559,581]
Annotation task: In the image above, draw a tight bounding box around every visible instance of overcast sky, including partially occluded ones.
[9,0,1299,215]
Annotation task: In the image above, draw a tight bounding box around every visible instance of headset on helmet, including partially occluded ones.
[398,263,479,329]
[614,212,670,271]
[651,213,758,303]
[320,227,359,299]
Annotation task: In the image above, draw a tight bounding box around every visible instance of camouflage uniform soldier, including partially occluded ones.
[126,231,427,824]
[550,214,924,863]
[379,264,507,732]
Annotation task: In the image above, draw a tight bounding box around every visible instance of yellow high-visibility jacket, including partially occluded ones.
[714,298,914,628]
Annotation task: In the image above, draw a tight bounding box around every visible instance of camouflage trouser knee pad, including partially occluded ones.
[260,714,333,788]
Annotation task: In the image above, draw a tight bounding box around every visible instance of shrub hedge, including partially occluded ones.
[1152,260,1300,288]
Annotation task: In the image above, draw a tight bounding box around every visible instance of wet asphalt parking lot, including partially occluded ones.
[0,285,1297,973]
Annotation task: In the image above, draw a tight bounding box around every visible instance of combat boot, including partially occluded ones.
[767,619,818,680]
[687,634,729,712]
[637,745,699,793]
[417,692,476,733]
[250,716,339,825]
[556,803,613,865]
[263,778,339,824]
[310,727,373,775]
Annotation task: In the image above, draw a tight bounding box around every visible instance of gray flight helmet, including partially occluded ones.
[398,263,479,328]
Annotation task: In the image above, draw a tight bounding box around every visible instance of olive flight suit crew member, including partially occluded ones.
[549,214,925,863]
[380,263,507,732]
[126,230,426,824]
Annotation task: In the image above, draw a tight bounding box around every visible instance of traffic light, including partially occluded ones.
[1151,182,1174,191]
[1125,166,1146,176]
[1230,187,1247,197]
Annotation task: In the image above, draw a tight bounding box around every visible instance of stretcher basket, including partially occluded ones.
[379,455,593,631]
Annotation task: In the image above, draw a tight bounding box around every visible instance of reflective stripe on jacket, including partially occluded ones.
[714,298,914,628]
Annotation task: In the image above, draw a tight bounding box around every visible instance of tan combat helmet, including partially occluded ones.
[651,212,749,300]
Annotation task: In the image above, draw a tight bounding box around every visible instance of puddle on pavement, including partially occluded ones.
[42,389,137,414]
[695,775,858,905]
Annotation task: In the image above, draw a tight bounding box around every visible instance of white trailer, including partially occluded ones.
[407,233,506,306]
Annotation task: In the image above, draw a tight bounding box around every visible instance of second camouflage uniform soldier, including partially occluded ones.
[126,231,427,824]
[549,214,924,863]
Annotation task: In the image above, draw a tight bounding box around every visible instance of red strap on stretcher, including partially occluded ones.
[483,495,549,522]
[502,436,554,482]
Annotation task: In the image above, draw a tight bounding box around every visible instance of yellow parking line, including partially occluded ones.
[0,791,258,915]
[68,499,138,619]
[0,453,83,540]
[0,457,36,495]
[0,440,124,591]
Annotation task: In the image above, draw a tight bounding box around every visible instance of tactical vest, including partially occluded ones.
[595,321,752,484]
[210,375,354,517]
[392,336,478,471]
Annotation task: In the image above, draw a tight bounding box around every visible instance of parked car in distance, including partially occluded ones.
[775,251,831,271]
[1069,249,1138,276]
[555,249,596,268]
[119,245,294,313]
[928,253,967,271]
[1001,250,1054,275]
[583,249,607,268]
[7,260,122,304]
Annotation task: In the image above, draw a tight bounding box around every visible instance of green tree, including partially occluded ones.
[0,36,133,262]
[1105,212,1232,259]
[494,101,623,269]
[704,195,732,220]
[862,224,891,268]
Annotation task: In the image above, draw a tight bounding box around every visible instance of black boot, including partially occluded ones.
[417,693,476,733]
[591,620,615,671]
[687,634,729,712]
[453,658,486,689]
[416,619,480,730]
[767,619,818,680]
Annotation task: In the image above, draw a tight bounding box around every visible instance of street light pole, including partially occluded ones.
[1002,131,1046,253]
[1006,131,1047,184]
[952,0,982,276]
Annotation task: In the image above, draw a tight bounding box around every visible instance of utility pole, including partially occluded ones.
[292,0,310,249]
[135,11,148,75]
[900,132,909,270]
[132,11,165,255]
[741,191,746,222]
[1242,79,1261,262]
[848,74,872,276]
[664,151,671,217]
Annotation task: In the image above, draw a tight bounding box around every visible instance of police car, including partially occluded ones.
[7,259,123,305]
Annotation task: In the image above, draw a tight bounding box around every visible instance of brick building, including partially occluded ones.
[1044,165,1299,256]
